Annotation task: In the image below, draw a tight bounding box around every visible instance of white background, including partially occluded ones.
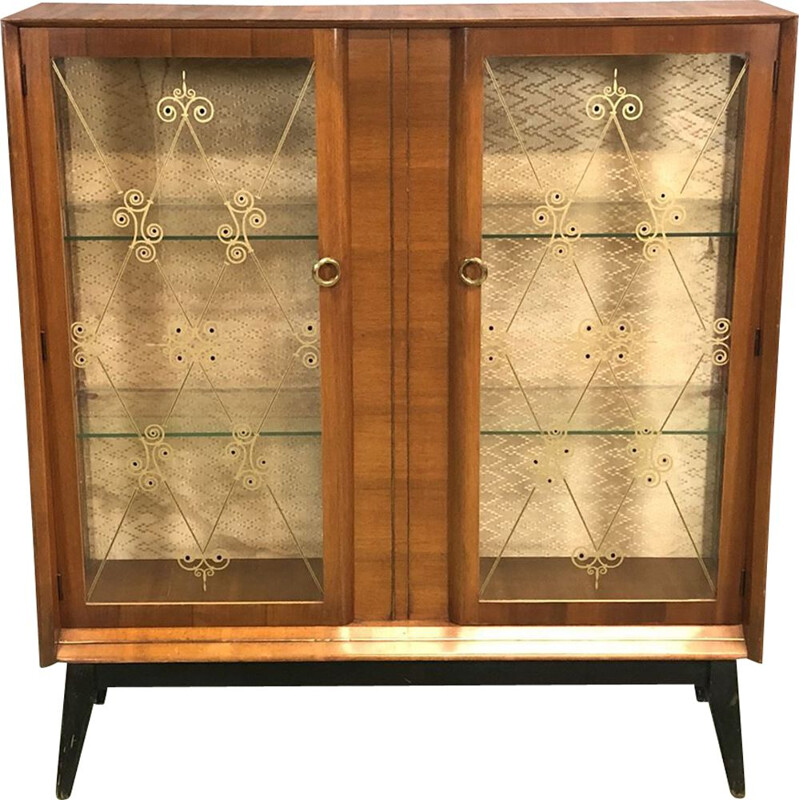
[0,1,798,798]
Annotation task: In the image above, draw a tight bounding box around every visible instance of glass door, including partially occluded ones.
[450,25,778,624]
[23,28,352,626]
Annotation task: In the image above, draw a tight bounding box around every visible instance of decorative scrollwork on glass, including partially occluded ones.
[177,551,230,591]
[532,189,581,259]
[636,191,686,261]
[571,545,624,589]
[113,188,164,264]
[628,422,673,488]
[298,319,319,342]
[483,321,507,367]
[709,317,732,366]
[70,320,98,368]
[586,68,643,122]
[293,318,321,369]
[296,344,320,370]
[225,423,268,491]
[532,427,574,489]
[578,317,633,365]
[161,321,219,366]
[157,70,214,124]
[218,189,267,264]
[130,424,171,492]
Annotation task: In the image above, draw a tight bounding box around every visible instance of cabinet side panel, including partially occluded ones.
[348,29,393,621]
[3,23,59,665]
[407,29,451,620]
[746,16,798,662]
[712,26,781,621]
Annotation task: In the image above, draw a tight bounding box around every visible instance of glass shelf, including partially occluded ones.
[78,430,320,439]
[480,429,722,436]
[66,233,317,242]
[483,231,735,240]
[76,387,322,437]
[62,202,319,242]
[480,386,726,436]
[482,200,739,240]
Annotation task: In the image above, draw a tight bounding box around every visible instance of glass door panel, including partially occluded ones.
[478,54,746,602]
[53,56,326,604]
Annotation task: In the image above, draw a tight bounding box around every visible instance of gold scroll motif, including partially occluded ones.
[709,318,732,366]
[628,423,673,488]
[113,189,164,264]
[217,189,267,265]
[571,545,625,590]
[532,428,574,490]
[129,424,171,492]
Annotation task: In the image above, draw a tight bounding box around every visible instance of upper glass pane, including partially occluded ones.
[479,54,746,602]
[54,57,324,604]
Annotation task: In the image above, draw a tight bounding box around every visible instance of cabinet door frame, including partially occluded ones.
[449,22,781,627]
[19,25,354,629]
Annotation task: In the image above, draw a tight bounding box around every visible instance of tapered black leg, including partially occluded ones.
[705,661,745,798]
[47,660,747,797]
[56,665,103,799]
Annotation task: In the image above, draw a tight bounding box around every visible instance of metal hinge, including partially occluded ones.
[20,63,27,97]
[40,330,48,361]
[740,568,747,597]
[754,327,763,357]
[56,573,64,601]
[773,60,780,93]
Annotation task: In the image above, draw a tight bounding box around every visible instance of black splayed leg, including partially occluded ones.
[56,665,103,799]
[706,661,745,798]
[46,660,747,796]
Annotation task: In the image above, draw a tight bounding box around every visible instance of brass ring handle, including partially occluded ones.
[312,257,341,288]
[459,257,488,287]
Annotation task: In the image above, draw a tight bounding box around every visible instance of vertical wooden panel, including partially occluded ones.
[407,29,451,620]
[391,29,411,620]
[348,29,393,621]
[3,23,60,665]
[745,16,798,662]
[448,29,483,624]
[314,28,355,623]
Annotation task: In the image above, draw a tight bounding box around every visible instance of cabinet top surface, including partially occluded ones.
[3,1,796,27]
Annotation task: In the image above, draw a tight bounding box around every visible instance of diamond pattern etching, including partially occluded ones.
[54,58,323,601]
[479,54,746,599]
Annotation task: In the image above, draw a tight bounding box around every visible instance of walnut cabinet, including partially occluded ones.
[2,3,797,798]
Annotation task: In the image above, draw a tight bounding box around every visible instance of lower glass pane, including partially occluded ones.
[479,54,746,602]
[53,57,323,603]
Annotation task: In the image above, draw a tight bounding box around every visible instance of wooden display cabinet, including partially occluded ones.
[2,3,796,797]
